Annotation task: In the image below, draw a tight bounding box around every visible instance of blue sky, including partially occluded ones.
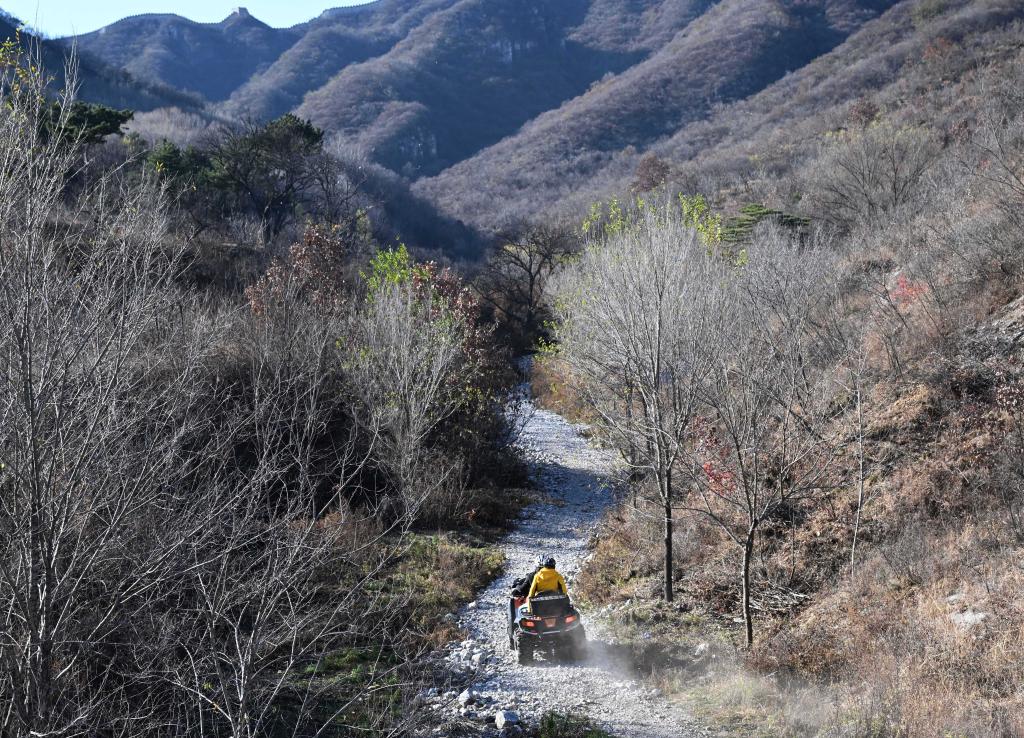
[2,1,373,37]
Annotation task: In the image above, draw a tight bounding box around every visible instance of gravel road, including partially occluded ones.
[436,395,707,738]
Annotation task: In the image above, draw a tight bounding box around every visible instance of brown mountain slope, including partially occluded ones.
[415,0,900,229]
[220,0,466,121]
[66,0,720,180]
[293,0,713,177]
[651,0,1024,175]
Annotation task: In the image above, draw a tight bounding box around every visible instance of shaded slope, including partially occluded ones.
[416,0,899,229]
[0,11,202,111]
[295,0,711,177]
[217,24,389,122]
[68,9,300,103]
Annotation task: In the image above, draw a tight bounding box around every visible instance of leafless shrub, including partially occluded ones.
[991,372,1024,547]
[127,106,215,148]
[630,152,672,193]
[347,280,477,523]
[876,522,934,588]
[226,212,269,250]
[0,49,410,737]
[806,122,942,229]
[848,98,881,129]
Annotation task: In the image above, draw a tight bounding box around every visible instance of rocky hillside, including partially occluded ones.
[61,0,897,187]
[526,0,1024,732]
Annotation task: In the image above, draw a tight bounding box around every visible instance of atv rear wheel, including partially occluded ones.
[515,633,534,665]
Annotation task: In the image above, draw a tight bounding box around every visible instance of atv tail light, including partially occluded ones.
[522,620,536,628]
[565,615,577,623]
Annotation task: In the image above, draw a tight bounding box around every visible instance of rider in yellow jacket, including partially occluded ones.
[527,557,567,600]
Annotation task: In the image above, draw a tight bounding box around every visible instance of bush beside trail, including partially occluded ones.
[0,46,525,738]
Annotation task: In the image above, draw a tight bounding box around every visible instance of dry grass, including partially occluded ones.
[573,311,1024,735]
[530,355,598,425]
[383,532,505,649]
[762,515,1024,734]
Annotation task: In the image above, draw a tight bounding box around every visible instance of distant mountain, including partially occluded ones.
[292,0,695,176]
[69,8,300,103]
[70,0,717,176]
[64,0,902,178]
[56,0,1021,243]
[416,0,901,226]
[0,10,202,111]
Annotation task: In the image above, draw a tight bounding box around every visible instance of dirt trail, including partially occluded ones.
[440,394,707,737]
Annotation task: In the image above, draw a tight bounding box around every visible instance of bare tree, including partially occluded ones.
[348,277,478,522]
[0,49,410,737]
[969,61,1024,251]
[0,49,202,734]
[685,229,845,646]
[808,121,941,229]
[308,146,370,231]
[554,214,725,601]
[475,222,576,345]
[836,347,876,572]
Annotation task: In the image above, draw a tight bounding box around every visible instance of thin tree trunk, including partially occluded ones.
[741,526,756,647]
[851,384,865,569]
[664,495,674,603]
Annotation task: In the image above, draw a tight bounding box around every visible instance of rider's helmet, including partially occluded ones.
[544,556,556,569]
[535,555,546,569]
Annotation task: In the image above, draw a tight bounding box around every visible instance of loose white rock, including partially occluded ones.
[495,711,520,729]
[950,609,989,629]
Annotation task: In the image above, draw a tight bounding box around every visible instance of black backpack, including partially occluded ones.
[510,569,537,597]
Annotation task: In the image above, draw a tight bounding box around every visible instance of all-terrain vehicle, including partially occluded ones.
[508,592,588,665]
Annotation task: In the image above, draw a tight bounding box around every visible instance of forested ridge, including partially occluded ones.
[55,0,901,218]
